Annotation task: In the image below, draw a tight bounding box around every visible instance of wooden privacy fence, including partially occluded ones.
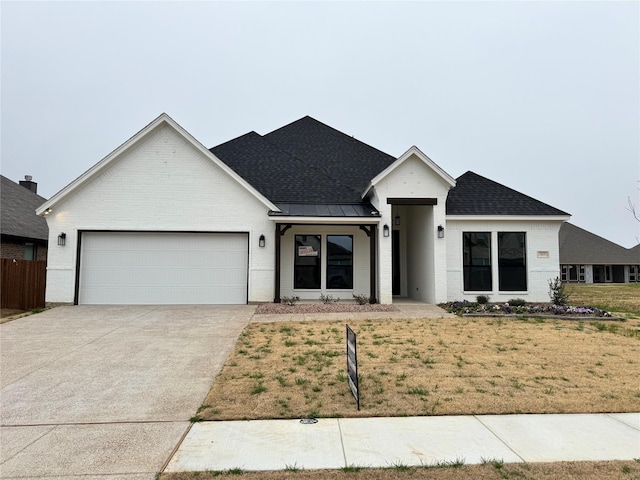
[1,258,46,310]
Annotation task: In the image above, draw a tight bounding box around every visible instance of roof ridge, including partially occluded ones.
[209,130,261,151]
[265,116,396,160]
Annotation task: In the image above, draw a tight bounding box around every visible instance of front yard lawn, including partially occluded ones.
[196,316,639,421]
[163,284,640,480]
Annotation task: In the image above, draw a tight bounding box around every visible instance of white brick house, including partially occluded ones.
[37,113,570,305]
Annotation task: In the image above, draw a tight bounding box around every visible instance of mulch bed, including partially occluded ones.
[255,303,399,314]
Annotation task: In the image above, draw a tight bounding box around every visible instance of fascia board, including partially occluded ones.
[445,215,572,222]
[362,145,456,199]
[37,113,279,215]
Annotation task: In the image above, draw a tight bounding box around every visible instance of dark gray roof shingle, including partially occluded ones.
[446,171,570,216]
[1,175,48,241]
[212,118,569,219]
[210,116,395,205]
[559,222,640,265]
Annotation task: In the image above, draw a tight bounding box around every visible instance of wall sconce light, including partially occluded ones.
[437,225,445,238]
[394,214,401,226]
[44,208,52,216]
[58,232,66,246]
[258,234,266,248]
[383,224,390,237]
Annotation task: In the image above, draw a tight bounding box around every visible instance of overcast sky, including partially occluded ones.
[2,1,638,247]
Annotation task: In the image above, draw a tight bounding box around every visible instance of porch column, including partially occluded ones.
[370,224,377,303]
[274,223,281,303]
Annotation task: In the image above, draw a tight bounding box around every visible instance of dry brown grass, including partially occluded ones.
[172,285,640,480]
[160,460,640,480]
[199,316,640,421]
[565,283,640,317]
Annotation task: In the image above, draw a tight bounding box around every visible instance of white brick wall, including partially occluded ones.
[445,219,562,303]
[370,153,451,304]
[44,122,275,303]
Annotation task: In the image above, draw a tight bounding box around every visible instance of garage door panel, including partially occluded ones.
[79,232,248,304]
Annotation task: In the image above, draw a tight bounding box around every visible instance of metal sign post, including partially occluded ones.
[346,324,360,410]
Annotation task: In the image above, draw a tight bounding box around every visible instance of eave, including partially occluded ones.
[446,215,571,222]
[362,145,456,199]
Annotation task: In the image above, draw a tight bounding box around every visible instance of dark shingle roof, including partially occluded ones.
[559,222,640,265]
[1,175,48,241]
[446,171,570,216]
[210,116,395,205]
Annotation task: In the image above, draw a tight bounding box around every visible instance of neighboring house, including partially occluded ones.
[37,114,570,305]
[559,222,640,283]
[1,175,48,261]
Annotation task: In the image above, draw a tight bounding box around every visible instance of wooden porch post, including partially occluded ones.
[274,223,281,303]
[370,224,377,303]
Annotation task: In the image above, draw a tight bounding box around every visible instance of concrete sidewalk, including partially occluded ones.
[165,413,640,473]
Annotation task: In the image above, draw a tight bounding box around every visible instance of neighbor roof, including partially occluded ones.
[559,222,639,265]
[446,171,570,216]
[1,175,48,241]
[211,116,395,206]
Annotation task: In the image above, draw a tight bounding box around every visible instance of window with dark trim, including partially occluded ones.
[562,264,585,283]
[294,235,321,289]
[24,242,36,261]
[498,232,527,291]
[326,235,353,289]
[463,232,491,291]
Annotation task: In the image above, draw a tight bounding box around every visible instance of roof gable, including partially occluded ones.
[212,116,396,204]
[37,113,277,215]
[1,175,48,241]
[446,171,570,217]
[364,146,456,198]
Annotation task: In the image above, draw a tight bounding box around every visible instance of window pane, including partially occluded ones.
[463,232,492,291]
[327,235,353,289]
[498,232,527,291]
[294,235,321,289]
[24,243,35,261]
[568,265,578,281]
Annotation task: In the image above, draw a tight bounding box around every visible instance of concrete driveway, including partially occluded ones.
[0,305,255,479]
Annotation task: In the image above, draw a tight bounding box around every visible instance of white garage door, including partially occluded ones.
[79,232,248,304]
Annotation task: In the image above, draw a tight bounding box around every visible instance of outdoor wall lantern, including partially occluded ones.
[44,208,52,215]
[258,234,266,248]
[58,232,66,246]
[437,225,445,238]
[383,224,390,237]
[394,214,401,226]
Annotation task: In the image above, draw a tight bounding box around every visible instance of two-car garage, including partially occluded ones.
[77,232,249,305]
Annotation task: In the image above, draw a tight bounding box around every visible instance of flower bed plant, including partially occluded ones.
[440,300,613,317]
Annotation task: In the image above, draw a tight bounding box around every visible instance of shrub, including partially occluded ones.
[508,298,527,307]
[352,293,369,305]
[280,296,300,306]
[320,293,339,304]
[476,295,490,305]
[548,277,569,306]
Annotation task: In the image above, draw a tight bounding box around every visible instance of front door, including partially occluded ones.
[392,229,400,295]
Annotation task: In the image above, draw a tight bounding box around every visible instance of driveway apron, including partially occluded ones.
[0,305,254,479]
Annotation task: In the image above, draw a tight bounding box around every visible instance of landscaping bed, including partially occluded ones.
[439,301,616,319]
[255,303,399,315]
